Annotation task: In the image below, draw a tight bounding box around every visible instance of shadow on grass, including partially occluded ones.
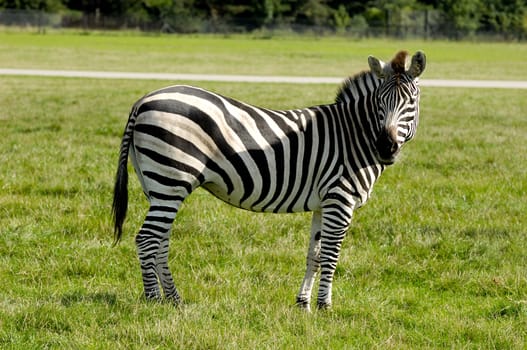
[462,227,511,238]
[61,291,118,307]
[9,185,80,198]
[490,300,527,320]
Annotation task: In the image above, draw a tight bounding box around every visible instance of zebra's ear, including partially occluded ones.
[368,56,393,78]
[368,55,387,78]
[408,51,426,78]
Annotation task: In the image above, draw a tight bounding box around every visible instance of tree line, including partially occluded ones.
[1,0,526,38]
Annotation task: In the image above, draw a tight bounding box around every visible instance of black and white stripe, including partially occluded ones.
[112,50,426,310]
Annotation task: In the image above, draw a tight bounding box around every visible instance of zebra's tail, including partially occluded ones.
[112,107,138,245]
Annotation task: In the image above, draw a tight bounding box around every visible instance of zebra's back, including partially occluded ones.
[131,85,330,213]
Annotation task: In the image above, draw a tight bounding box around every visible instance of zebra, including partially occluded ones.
[112,50,426,311]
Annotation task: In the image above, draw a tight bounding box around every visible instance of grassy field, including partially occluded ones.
[1,32,527,80]
[1,33,527,348]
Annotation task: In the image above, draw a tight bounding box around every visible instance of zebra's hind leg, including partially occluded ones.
[296,211,322,312]
[156,235,181,305]
[136,203,180,303]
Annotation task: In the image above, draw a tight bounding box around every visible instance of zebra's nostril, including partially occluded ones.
[378,130,399,154]
[375,130,401,164]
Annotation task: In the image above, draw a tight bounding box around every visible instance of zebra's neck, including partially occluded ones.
[335,71,382,106]
[335,70,384,139]
[328,72,386,204]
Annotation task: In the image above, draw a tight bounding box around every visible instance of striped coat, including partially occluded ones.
[112,50,426,310]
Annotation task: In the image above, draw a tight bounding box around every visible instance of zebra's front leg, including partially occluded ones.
[316,202,354,309]
[296,211,322,312]
[316,229,347,309]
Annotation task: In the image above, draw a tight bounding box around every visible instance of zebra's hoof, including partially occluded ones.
[316,301,332,310]
[144,290,162,302]
[296,298,311,312]
[166,295,182,307]
[144,296,163,303]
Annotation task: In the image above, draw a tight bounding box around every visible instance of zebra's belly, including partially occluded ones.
[201,181,318,214]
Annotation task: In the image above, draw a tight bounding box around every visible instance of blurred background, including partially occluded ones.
[0,0,526,40]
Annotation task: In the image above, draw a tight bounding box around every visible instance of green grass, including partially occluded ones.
[1,34,527,348]
[0,32,527,80]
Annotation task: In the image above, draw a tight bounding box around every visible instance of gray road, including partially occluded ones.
[1,68,527,89]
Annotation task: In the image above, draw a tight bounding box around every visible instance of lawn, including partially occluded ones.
[0,32,527,80]
[0,33,526,349]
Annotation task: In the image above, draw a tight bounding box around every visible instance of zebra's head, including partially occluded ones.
[368,50,426,165]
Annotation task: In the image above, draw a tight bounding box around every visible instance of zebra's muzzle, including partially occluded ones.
[375,128,400,165]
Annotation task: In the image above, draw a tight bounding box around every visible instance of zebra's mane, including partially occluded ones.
[335,50,410,104]
[335,70,380,104]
